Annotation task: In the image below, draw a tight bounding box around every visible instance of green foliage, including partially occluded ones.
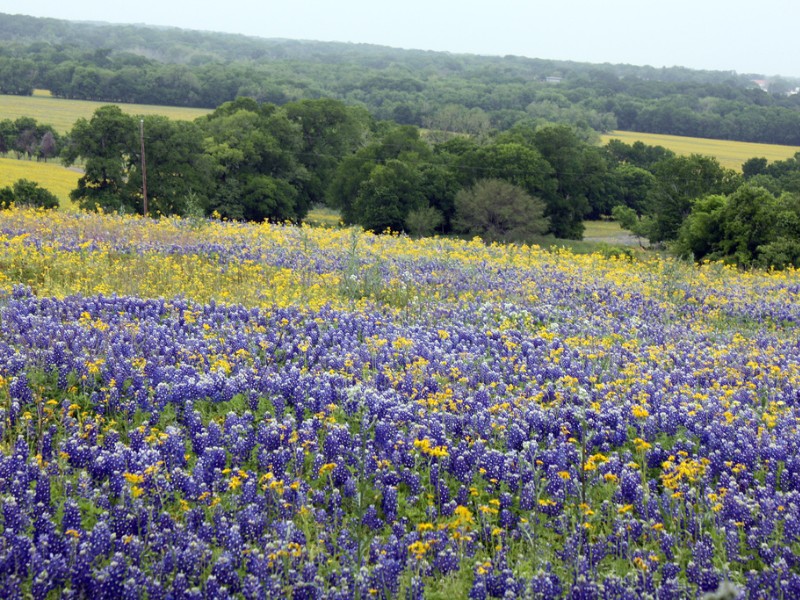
[453,178,549,244]
[283,98,372,208]
[531,125,604,238]
[742,157,768,179]
[673,195,727,260]
[63,105,138,212]
[455,139,565,234]
[0,116,61,160]
[457,141,554,196]
[603,139,675,169]
[605,164,658,216]
[646,154,742,243]
[195,98,311,221]
[132,116,210,216]
[328,125,432,228]
[6,12,800,146]
[611,205,655,242]
[0,178,59,209]
[405,204,444,238]
[353,160,426,233]
[676,185,800,269]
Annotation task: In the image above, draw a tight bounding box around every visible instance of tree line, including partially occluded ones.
[0,117,61,160]
[44,99,632,240]
[3,94,800,269]
[2,13,800,144]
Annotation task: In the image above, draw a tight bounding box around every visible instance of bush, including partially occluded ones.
[453,178,548,244]
[405,205,443,237]
[0,179,59,210]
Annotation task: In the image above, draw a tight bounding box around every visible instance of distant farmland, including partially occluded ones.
[0,90,211,133]
[0,158,80,208]
[601,130,800,171]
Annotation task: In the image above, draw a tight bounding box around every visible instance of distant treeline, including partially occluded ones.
[2,13,800,144]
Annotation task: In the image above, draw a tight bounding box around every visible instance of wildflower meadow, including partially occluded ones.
[1,207,799,599]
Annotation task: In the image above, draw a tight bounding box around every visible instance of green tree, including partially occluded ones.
[742,157,768,179]
[63,105,137,212]
[353,160,426,233]
[532,125,605,239]
[611,205,655,243]
[675,185,800,269]
[199,99,309,221]
[328,125,431,225]
[457,142,556,199]
[674,195,727,260]
[417,164,460,232]
[405,204,444,237]
[607,164,657,215]
[647,154,741,243]
[717,185,781,265]
[127,116,209,216]
[282,98,371,208]
[603,139,675,169]
[453,178,549,243]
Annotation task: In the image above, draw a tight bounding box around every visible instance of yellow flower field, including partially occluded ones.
[601,130,800,171]
[0,157,81,208]
[0,90,210,134]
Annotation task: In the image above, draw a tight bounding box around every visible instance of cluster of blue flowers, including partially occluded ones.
[1,213,800,598]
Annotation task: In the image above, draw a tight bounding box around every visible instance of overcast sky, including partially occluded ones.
[4,0,799,77]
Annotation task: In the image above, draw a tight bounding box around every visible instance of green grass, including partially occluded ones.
[1,90,211,134]
[306,206,344,227]
[583,220,628,239]
[307,208,641,254]
[601,130,800,171]
[0,157,80,208]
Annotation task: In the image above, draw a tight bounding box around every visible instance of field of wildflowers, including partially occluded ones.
[1,207,799,598]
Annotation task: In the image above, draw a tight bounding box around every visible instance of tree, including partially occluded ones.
[63,105,137,212]
[327,125,431,225]
[0,119,15,154]
[603,139,675,169]
[126,116,209,216]
[742,157,768,179]
[199,99,309,221]
[532,125,605,239]
[453,178,549,244]
[647,154,741,243]
[417,164,460,232]
[717,185,782,265]
[353,160,426,233]
[457,142,555,199]
[606,164,657,215]
[612,205,655,243]
[674,195,727,261]
[675,185,800,269]
[38,130,58,161]
[282,98,371,208]
[405,205,444,237]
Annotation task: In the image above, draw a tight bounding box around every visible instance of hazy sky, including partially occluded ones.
[4,0,799,77]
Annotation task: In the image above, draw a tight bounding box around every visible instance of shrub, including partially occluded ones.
[453,178,548,244]
[0,178,59,210]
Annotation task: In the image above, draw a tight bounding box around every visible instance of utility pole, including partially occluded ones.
[140,118,148,217]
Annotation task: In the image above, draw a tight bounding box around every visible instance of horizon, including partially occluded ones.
[2,1,798,79]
